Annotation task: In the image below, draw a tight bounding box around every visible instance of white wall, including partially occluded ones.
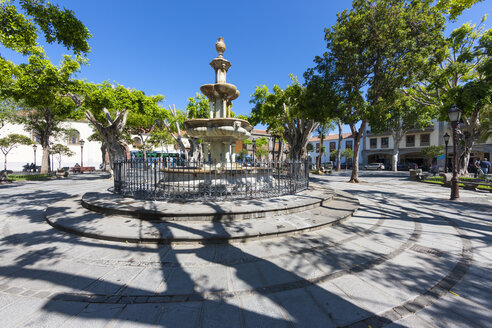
[308,135,363,165]
[0,121,103,171]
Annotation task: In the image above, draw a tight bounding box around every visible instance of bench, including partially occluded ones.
[70,166,95,173]
[461,181,492,192]
[409,169,423,180]
[439,173,453,187]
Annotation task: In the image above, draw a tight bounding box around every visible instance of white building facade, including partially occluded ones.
[307,133,364,167]
[362,120,492,170]
[0,120,103,171]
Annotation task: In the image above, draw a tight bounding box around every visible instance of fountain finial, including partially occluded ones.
[216,37,226,57]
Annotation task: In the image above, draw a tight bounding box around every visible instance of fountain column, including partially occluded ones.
[184,37,252,164]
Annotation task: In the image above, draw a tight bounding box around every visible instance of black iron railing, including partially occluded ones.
[113,159,309,202]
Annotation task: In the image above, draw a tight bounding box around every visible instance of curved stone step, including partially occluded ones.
[45,190,358,244]
[81,184,335,221]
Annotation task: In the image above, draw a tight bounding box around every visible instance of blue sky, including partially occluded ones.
[3,0,491,132]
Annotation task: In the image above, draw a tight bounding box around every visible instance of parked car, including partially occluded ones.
[364,163,385,170]
[323,161,334,170]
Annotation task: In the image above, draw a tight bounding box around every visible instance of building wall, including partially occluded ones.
[0,121,103,171]
[362,120,492,168]
[307,135,363,166]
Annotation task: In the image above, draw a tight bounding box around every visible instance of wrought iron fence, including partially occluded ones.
[113,159,309,202]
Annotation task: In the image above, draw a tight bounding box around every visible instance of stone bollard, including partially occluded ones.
[440,173,452,187]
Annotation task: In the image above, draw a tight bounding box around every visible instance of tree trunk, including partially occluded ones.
[392,149,399,172]
[317,130,325,171]
[282,103,319,161]
[348,120,366,183]
[337,120,342,171]
[189,138,200,162]
[278,138,283,163]
[101,144,110,171]
[3,155,6,170]
[458,115,480,175]
[86,108,128,175]
[391,135,402,172]
[458,138,474,175]
[40,146,50,174]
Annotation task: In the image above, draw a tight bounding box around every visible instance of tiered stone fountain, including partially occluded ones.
[184,37,252,164]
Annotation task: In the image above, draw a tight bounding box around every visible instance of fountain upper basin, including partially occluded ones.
[184,118,252,142]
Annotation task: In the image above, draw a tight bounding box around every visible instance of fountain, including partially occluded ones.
[44,37,357,245]
[184,37,252,164]
[108,38,309,202]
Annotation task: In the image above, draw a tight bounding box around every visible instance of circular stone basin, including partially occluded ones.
[184,118,252,141]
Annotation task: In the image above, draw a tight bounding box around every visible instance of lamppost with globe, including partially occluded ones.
[79,139,85,167]
[443,132,450,173]
[49,142,54,172]
[448,105,462,200]
[32,144,37,168]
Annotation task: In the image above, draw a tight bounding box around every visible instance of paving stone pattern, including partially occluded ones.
[0,171,491,327]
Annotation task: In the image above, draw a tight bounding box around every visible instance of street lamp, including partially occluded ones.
[32,144,37,167]
[49,142,54,173]
[443,132,450,173]
[79,139,85,167]
[448,104,462,200]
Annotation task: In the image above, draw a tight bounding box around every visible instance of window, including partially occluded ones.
[68,130,80,145]
[345,140,353,150]
[370,138,377,149]
[406,135,415,147]
[316,143,320,152]
[420,134,430,146]
[133,137,142,147]
[381,137,389,148]
[329,142,336,152]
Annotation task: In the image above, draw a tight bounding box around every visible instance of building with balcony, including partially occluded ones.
[362,120,492,170]
[307,133,362,168]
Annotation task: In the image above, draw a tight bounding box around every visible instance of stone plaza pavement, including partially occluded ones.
[0,171,491,327]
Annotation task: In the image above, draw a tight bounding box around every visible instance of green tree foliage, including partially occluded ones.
[330,149,339,161]
[250,75,322,160]
[148,126,175,154]
[341,148,354,170]
[0,99,18,130]
[186,93,210,119]
[436,0,483,21]
[306,143,314,152]
[0,133,32,170]
[80,82,164,170]
[126,101,167,163]
[406,19,491,174]
[50,143,74,169]
[308,0,446,182]
[254,137,269,161]
[238,148,249,160]
[314,121,334,171]
[0,50,84,173]
[371,92,436,171]
[421,145,444,165]
[0,0,91,56]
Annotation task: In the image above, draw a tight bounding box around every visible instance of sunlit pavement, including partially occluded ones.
[0,171,490,327]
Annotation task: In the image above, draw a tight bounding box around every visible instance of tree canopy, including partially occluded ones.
[0,133,32,170]
[0,0,91,56]
[250,75,321,160]
[0,50,84,173]
[307,0,446,182]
